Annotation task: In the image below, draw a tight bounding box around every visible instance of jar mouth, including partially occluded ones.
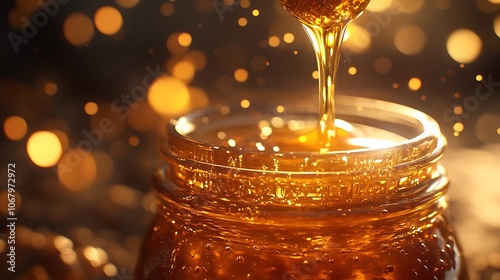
[163,95,446,174]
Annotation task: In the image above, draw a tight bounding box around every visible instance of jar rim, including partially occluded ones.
[162,95,446,173]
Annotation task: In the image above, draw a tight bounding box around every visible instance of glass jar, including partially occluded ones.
[135,95,467,280]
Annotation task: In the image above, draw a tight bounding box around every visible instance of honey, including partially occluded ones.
[277,0,370,27]
[277,0,371,150]
[134,96,467,279]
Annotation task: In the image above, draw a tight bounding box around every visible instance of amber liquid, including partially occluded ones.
[277,0,370,151]
[138,212,464,279]
[277,0,370,27]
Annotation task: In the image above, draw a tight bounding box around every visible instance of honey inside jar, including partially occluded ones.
[135,96,467,280]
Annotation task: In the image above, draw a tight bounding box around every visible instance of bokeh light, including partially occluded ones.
[312,70,319,80]
[238,17,248,27]
[240,99,250,108]
[16,0,41,13]
[44,82,58,95]
[366,0,394,12]
[408,77,422,91]
[108,184,141,208]
[147,76,190,116]
[115,0,140,8]
[283,33,295,43]
[184,50,207,71]
[103,263,118,278]
[394,25,426,55]
[55,234,78,265]
[268,36,280,47]
[27,131,63,168]
[172,61,196,82]
[447,29,482,63]
[167,33,190,55]
[234,68,249,83]
[54,235,73,251]
[7,8,25,29]
[398,0,425,13]
[348,67,357,75]
[344,23,371,53]
[476,114,500,144]
[240,0,250,8]
[195,0,213,13]
[57,149,97,191]
[51,130,69,151]
[494,14,500,38]
[94,6,123,36]
[127,102,157,132]
[454,122,464,132]
[178,33,192,47]
[83,246,108,267]
[63,13,95,47]
[161,3,175,16]
[4,115,28,141]
[84,102,99,116]
[129,136,140,147]
[188,87,210,109]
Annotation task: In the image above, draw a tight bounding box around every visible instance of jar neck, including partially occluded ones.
[154,157,448,226]
[156,96,448,226]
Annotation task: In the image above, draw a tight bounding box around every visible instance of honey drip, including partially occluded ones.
[277,0,371,150]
